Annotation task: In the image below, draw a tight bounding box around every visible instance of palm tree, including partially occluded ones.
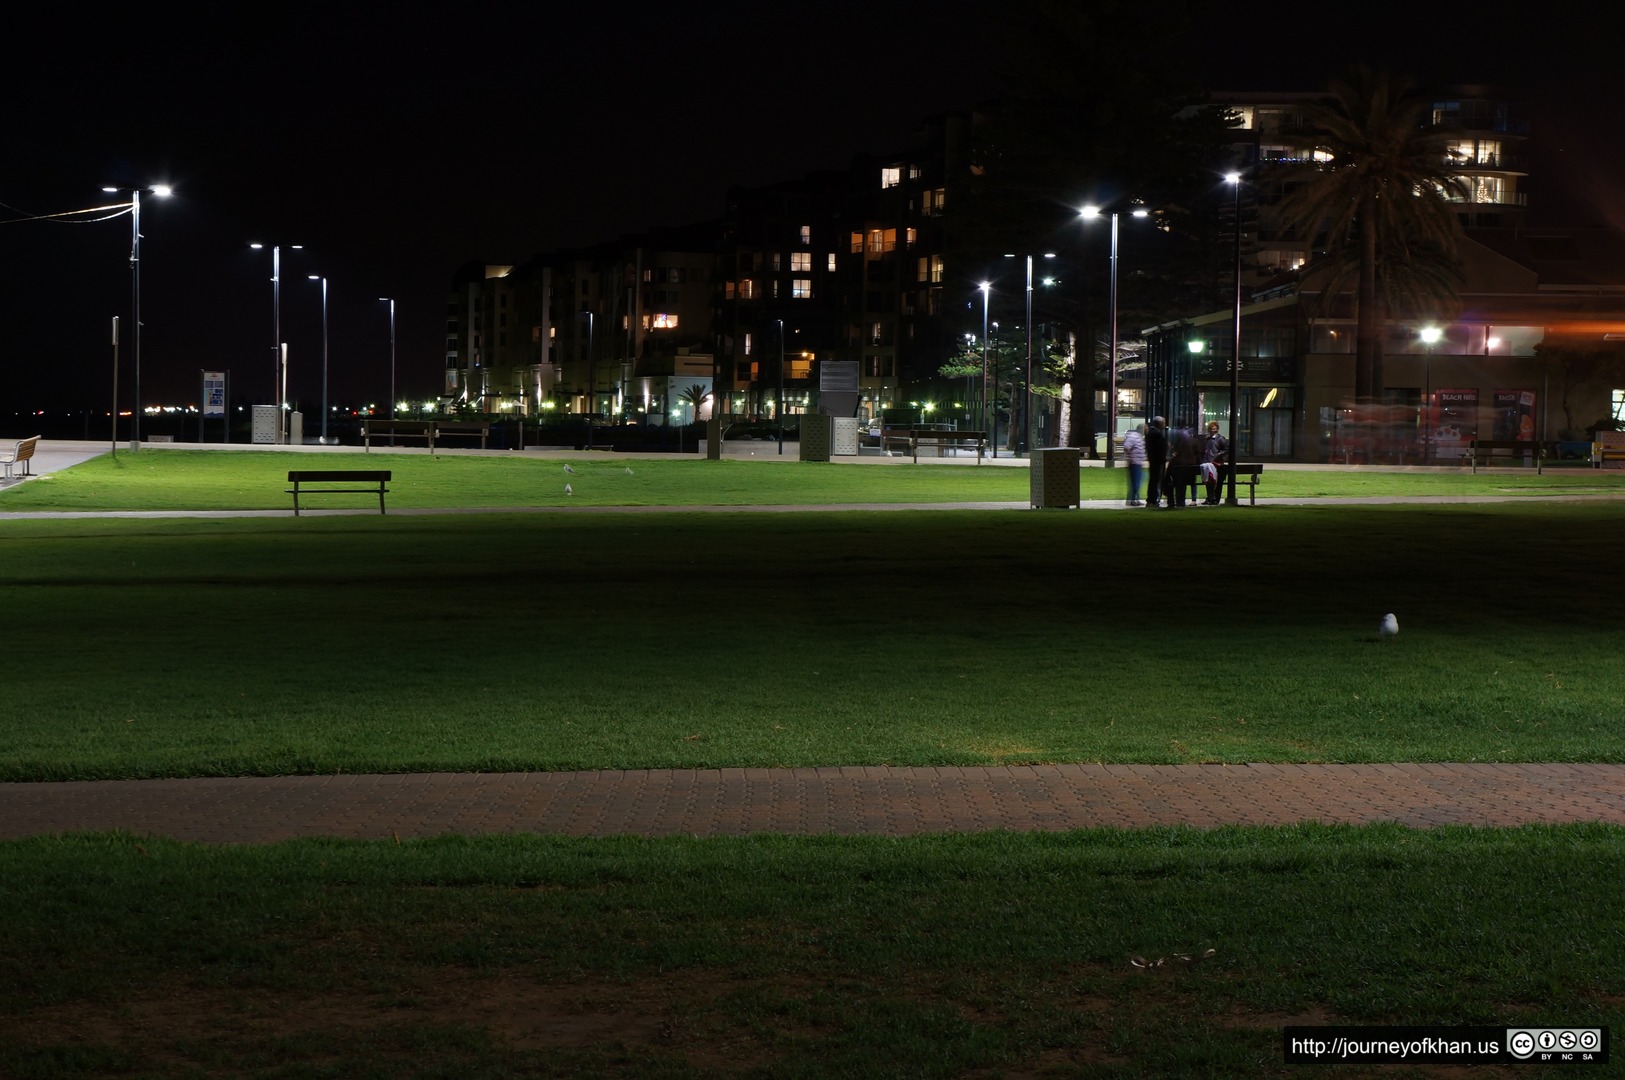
[1278,67,1468,401]
[676,384,709,453]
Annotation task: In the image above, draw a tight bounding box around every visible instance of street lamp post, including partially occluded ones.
[580,310,595,450]
[105,185,171,447]
[1003,253,1055,455]
[776,318,785,456]
[1419,325,1442,463]
[1224,171,1245,506]
[250,242,303,442]
[309,276,329,444]
[979,282,992,459]
[1082,205,1149,467]
[378,297,396,446]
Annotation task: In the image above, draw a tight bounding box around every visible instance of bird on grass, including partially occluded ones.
[565,483,573,496]
[563,464,576,474]
[1378,613,1399,638]
[625,466,634,476]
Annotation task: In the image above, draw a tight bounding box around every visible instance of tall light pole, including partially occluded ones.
[250,242,302,441]
[776,318,786,455]
[979,282,992,459]
[309,276,329,444]
[105,185,171,447]
[1225,171,1245,506]
[580,310,595,450]
[1003,252,1055,455]
[378,297,396,445]
[1419,325,1442,463]
[1082,205,1149,467]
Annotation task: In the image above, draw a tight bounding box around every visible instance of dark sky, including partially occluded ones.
[2,1,1614,417]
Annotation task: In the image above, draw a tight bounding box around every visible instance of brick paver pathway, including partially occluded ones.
[3,763,1621,843]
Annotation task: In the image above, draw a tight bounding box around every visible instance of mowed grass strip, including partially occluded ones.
[3,501,1622,780]
[3,825,1621,1079]
[2,447,1624,511]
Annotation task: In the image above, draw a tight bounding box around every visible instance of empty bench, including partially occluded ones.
[2,435,41,480]
[287,470,391,515]
[1467,439,1543,474]
[361,420,437,452]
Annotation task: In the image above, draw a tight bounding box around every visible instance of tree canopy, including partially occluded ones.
[1277,67,1468,401]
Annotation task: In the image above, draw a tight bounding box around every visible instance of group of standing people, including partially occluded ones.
[1121,417,1228,508]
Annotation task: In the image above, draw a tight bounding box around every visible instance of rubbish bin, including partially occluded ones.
[1030,447,1081,508]
[799,414,833,462]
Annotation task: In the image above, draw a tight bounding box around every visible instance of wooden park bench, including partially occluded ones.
[905,428,987,463]
[287,470,391,515]
[1466,439,1542,474]
[881,427,987,463]
[1162,462,1263,505]
[361,419,437,452]
[1,435,41,479]
[433,421,491,448]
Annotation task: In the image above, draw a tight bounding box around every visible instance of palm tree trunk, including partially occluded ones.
[1356,214,1381,402]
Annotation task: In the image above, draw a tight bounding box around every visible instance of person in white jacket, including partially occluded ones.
[1122,423,1147,506]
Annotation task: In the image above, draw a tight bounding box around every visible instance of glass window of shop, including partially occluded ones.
[1197,386,1297,458]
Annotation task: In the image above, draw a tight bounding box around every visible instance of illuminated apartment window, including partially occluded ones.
[641,314,651,331]
[743,332,752,356]
[850,231,863,253]
[791,251,811,272]
[792,279,813,299]
[725,281,735,300]
[799,224,811,245]
[652,313,679,329]
[908,165,921,180]
[922,188,946,215]
[881,166,902,188]
[905,227,917,248]
[914,254,943,283]
[771,252,782,271]
[739,278,756,300]
[867,228,897,253]
[772,280,781,299]
[827,253,837,272]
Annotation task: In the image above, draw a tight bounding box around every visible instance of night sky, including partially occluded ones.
[1,2,1613,419]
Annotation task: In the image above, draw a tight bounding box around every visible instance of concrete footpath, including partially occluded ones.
[3,764,1622,843]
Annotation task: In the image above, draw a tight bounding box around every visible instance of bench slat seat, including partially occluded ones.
[286,470,391,515]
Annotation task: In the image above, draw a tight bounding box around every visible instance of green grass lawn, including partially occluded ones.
[3,499,1622,780]
[3,825,1621,1079]
[2,447,1623,510]
[6,452,1623,1078]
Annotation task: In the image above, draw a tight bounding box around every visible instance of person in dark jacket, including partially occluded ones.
[1201,420,1229,505]
[1164,425,1196,508]
[1144,416,1168,509]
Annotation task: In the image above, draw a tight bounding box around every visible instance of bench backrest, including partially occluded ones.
[360,420,435,432]
[288,470,392,482]
[10,436,40,460]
